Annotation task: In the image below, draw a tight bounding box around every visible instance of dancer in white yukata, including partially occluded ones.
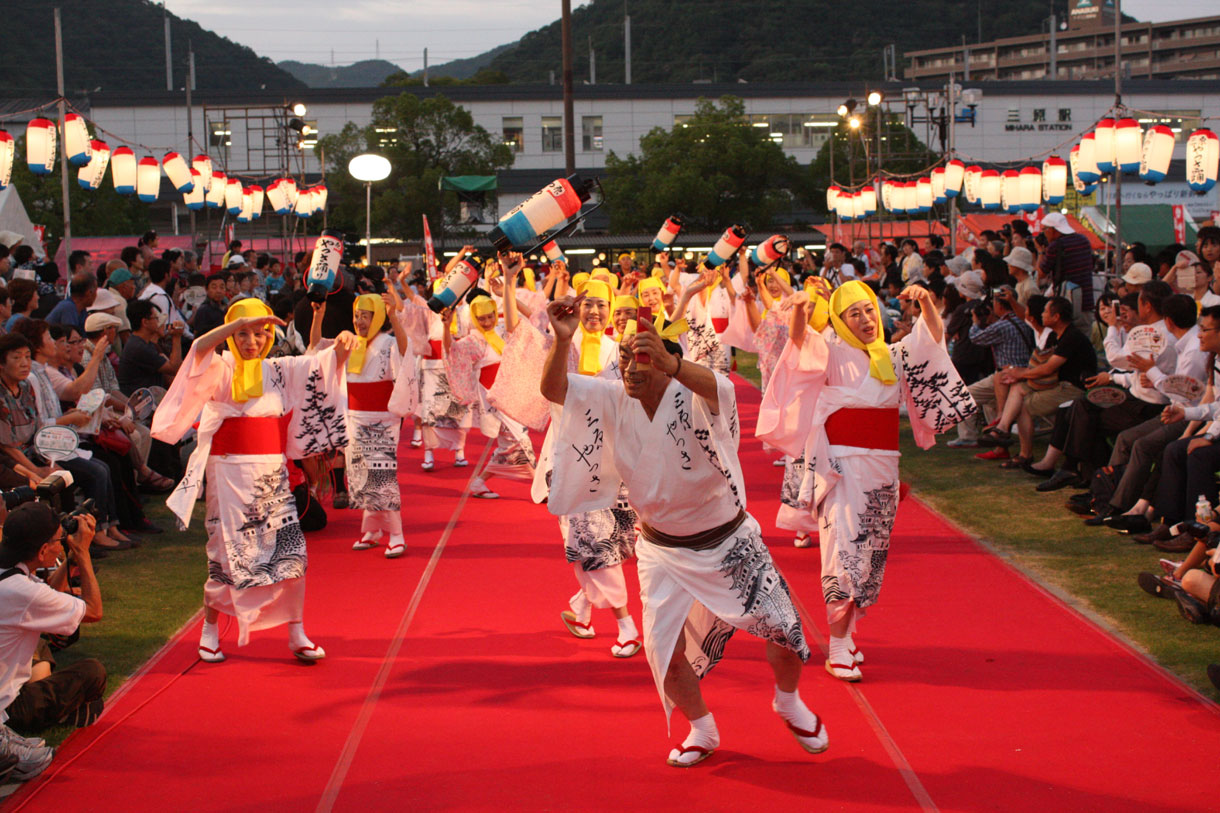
[542,297,825,768]
[672,261,734,375]
[341,292,414,559]
[758,280,975,681]
[152,299,357,663]
[488,279,642,659]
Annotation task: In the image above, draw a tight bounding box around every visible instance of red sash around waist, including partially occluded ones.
[427,339,443,359]
[712,317,729,333]
[824,407,899,451]
[210,414,290,456]
[347,379,394,412]
[479,363,500,390]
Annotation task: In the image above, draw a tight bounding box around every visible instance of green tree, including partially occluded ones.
[316,93,513,249]
[809,115,937,214]
[602,96,805,232]
[11,136,150,258]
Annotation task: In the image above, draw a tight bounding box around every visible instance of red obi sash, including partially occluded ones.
[712,317,729,333]
[479,363,500,390]
[347,379,394,412]
[824,407,899,451]
[427,339,443,359]
[210,414,290,456]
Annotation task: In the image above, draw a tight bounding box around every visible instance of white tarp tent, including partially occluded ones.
[0,186,44,259]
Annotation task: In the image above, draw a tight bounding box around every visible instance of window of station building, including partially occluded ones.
[1135,110,1202,142]
[673,114,694,128]
[582,116,603,151]
[209,120,231,150]
[541,116,563,153]
[502,117,524,152]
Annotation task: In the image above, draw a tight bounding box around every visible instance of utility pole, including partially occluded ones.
[1113,0,1123,271]
[948,73,958,256]
[164,2,173,90]
[54,7,71,259]
[562,0,575,175]
[423,48,429,86]
[589,36,596,85]
[624,3,632,84]
[1048,14,1057,80]
[187,47,196,237]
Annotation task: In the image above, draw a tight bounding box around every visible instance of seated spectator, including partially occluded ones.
[1004,247,1038,305]
[137,259,191,340]
[45,274,97,331]
[118,299,182,395]
[86,287,131,349]
[0,502,105,782]
[104,264,136,303]
[5,280,38,332]
[978,297,1096,466]
[900,238,924,283]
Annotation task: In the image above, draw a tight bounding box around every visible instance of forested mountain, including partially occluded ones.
[279,59,403,88]
[1,0,303,95]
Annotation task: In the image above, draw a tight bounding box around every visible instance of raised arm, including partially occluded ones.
[306,301,326,351]
[900,285,943,344]
[501,252,524,333]
[58,335,112,402]
[381,292,409,356]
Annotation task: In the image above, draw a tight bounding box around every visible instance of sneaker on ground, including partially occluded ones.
[974,448,1010,461]
[946,438,978,448]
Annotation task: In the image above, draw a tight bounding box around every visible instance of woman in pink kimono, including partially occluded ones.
[758,281,975,681]
[152,299,357,664]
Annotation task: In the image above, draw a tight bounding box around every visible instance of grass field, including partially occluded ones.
[733,349,1219,698]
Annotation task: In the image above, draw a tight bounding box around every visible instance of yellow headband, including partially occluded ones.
[521,267,536,292]
[828,280,896,385]
[348,294,387,374]
[613,294,639,314]
[773,268,791,286]
[638,278,665,298]
[571,272,590,295]
[583,280,612,304]
[470,295,504,355]
[225,299,275,402]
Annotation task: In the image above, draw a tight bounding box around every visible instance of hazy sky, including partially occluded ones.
[163,0,1217,73]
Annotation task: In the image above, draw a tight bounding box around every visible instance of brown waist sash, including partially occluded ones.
[639,509,747,551]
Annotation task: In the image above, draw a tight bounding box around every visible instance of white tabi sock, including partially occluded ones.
[199,620,219,651]
[616,615,639,643]
[669,712,719,765]
[412,428,422,442]
[288,622,314,651]
[828,634,854,667]
[773,687,819,731]
[423,450,434,464]
[568,590,591,624]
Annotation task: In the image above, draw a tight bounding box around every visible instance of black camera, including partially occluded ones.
[1,472,94,533]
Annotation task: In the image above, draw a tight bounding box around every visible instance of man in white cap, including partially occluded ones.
[87,287,131,347]
[1039,212,1095,332]
[1004,246,1038,306]
[1121,261,1153,296]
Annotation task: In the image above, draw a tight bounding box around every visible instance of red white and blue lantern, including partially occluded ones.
[225,177,243,215]
[205,171,226,209]
[25,118,56,175]
[293,187,315,218]
[1001,169,1021,213]
[0,131,13,189]
[110,146,136,194]
[62,114,92,167]
[542,240,565,265]
[1042,156,1067,204]
[1018,166,1041,212]
[489,176,591,251]
[1076,132,1101,183]
[237,188,255,223]
[826,185,841,214]
[311,184,325,214]
[931,167,947,205]
[1094,118,1116,175]
[1115,118,1142,174]
[652,215,683,251]
[191,155,212,193]
[979,170,1001,210]
[916,177,933,212]
[944,159,964,198]
[77,140,110,190]
[162,152,194,193]
[281,177,299,207]
[1187,129,1219,194]
[183,169,205,210]
[1138,125,1174,184]
[136,156,160,202]
[751,234,789,267]
[860,184,877,217]
[250,184,265,218]
[964,166,981,204]
[706,225,747,267]
[265,180,290,215]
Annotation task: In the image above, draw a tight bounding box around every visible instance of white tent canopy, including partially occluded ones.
[0,185,44,259]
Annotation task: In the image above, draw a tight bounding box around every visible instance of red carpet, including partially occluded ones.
[7,377,1220,812]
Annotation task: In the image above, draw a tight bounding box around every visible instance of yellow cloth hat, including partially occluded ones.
[613,294,639,314]
[638,277,666,299]
[521,267,536,292]
[577,280,613,375]
[829,280,895,385]
[469,295,504,354]
[225,299,275,403]
[348,294,387,374]
[571,272,590,295]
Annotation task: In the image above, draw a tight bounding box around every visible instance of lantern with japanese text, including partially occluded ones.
[1018,166,1041,212]
[880,180,893,211]
[944,159,964,198]
[1115,118,1142,174]
[110,146,136,194]
[191,155,212,192]
[77,140,110,190]
[205,171,226,209]
[237,188,255,223]
[1076,132,1101,183]
[0,131,13,189]
[312,183,326,213]
[162,152,193,193]
[1094,118,1116,174]
[859,184,877,217]
[250,185,265,218]
[979,169,1001,210]
[294,187,315,218]
[136,156,160,202]
[62,114,91,167]
[1138,125,1174,184]
[964,165,981,204]
[916,177,932,212]
[25,118,56,175]
[281,178,299,206]
[931,167,947,204]
[1042,156,1067,204]
[1001,170,1020,213]
[1186,129,1219,193]
[183,169,205,210]
[225,177,243,214]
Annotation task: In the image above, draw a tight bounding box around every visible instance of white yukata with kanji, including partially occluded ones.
[678,273,732,376]
[399,301,471,451]
[758,319,975,626]
[151,347,349,645]
[548,371,810,722]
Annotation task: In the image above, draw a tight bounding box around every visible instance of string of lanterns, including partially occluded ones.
[0,116,329,224]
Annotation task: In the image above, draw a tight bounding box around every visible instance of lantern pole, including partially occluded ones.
[1112,0,1123,274]
[54,7,71,260]
[186,47,196,239]
[948,72,958,257]
[561,0,576,176]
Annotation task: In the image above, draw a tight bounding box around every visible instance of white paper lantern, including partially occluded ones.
[237,188,255,223]
[931,167,947,204]
[1187,128,1219,193]
[916,177,932,212]
[1076,132,1101,183]
[77,140,110,190]
[110,146,136,194]
[860,184,877,217]
[162,152,194,193]
[293,187,315,218]
[964,165,981,204]
[249,184,264,219]
[191,155,212,193]
[944,159,964,198]
[62,114,92,167]
[25,118,56,175]
[0,131,13,189]
[281,178,298,206]
[312,183,327,213]
[225,177,243,214]
[266,179,291,214]
[879,180,893,211]
[1138,125,1174,183]
[904,181,920,214]
[1115,118,1142,174]
[136,156,160,202]
[205,170,226,209]
[999,169,1019,213]
[1094,118,1116,175]
[183,169,205,210]
[979,169,1001,209]
[1018,166,1041,212]
[826,184,841,214]
[1042,156,1067,204]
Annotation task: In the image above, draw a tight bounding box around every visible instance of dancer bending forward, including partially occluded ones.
[542,298,825,767]
[759,281,974,681]
[152,300,356,663]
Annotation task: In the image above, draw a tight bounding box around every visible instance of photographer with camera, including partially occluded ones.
[0,501,105,782]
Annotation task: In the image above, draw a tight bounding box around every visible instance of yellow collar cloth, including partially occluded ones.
[828,280,896,385]
[349,294,387,373]
[470,295,505,354]
[225,299,275,402]
[578,280,614,374]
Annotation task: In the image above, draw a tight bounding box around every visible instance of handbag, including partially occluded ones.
[96,426,132,455]
[1026,347,1059,391]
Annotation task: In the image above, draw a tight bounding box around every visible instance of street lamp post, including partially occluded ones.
[348,153,392,267]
